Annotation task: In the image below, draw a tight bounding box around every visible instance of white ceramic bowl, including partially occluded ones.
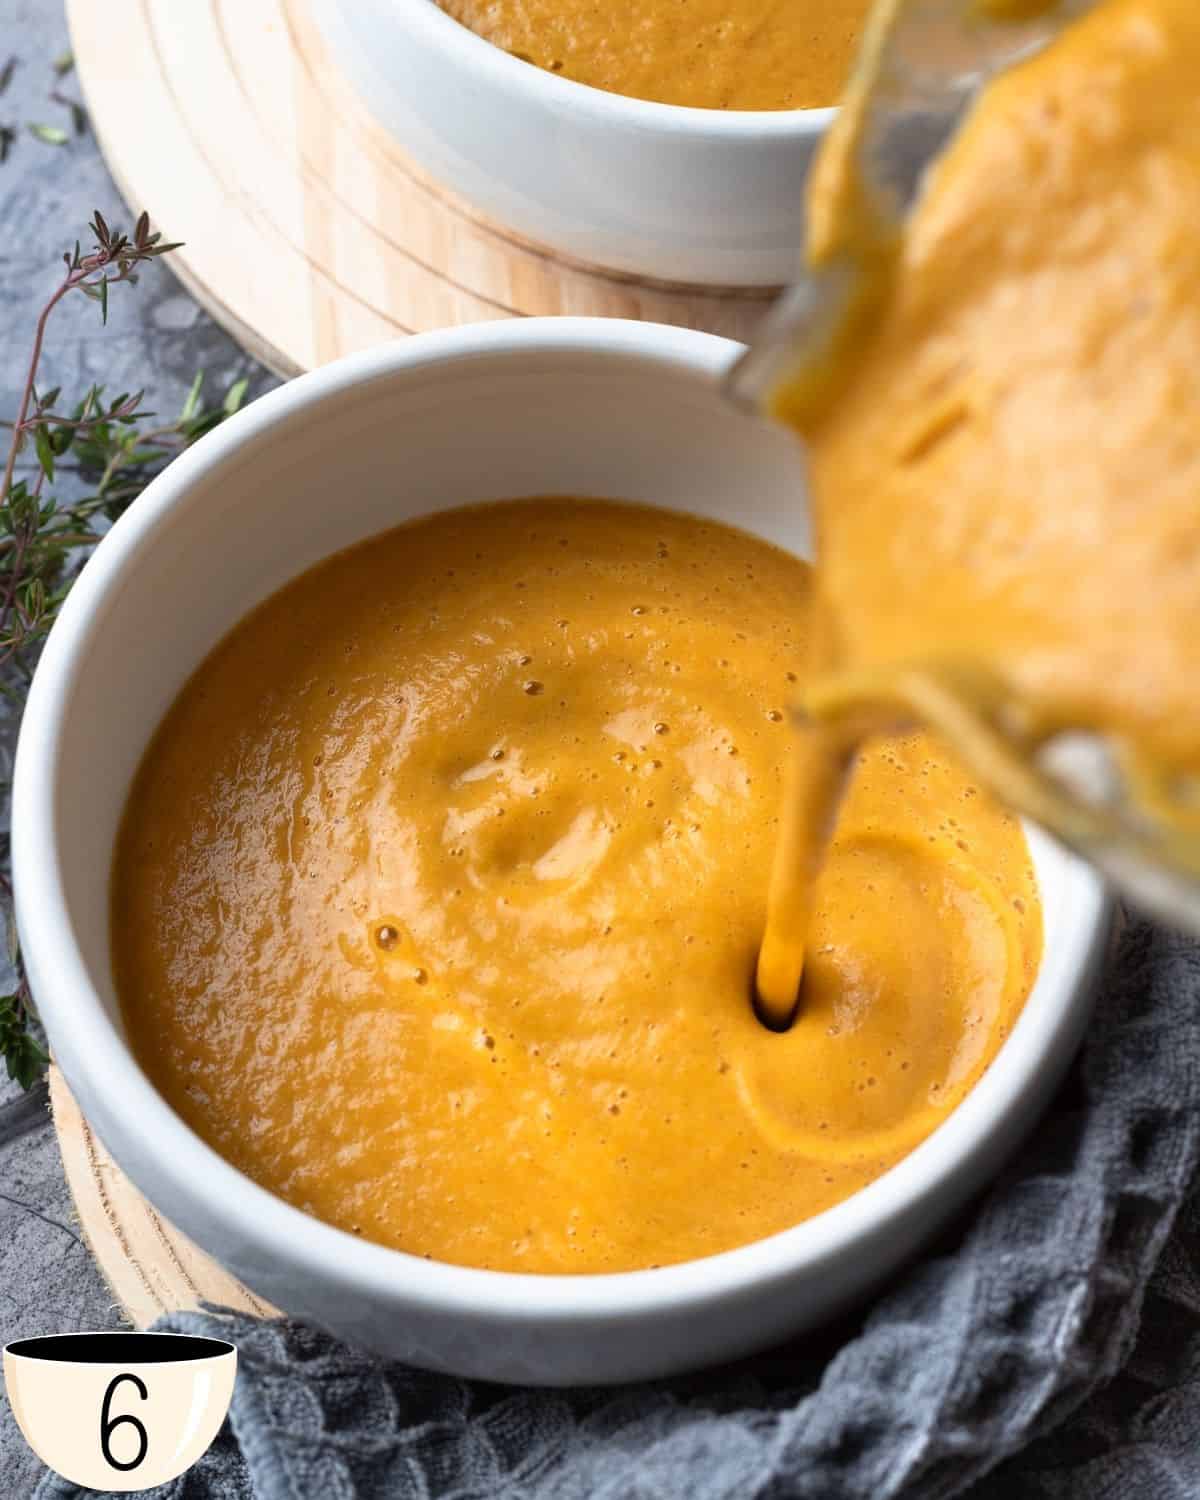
[311,0,829,286]
[13,319,1110,1385]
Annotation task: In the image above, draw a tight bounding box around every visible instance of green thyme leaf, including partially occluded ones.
[2,1026,48,1091]
[33,424,54,483]
[223,378,249,416]
[180,371,204,422]
[28,122,68,146]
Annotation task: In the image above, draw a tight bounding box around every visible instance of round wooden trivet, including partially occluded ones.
[48,1065,275,1328]
[67,0,777,378]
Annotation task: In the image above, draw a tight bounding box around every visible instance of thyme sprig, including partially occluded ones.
[0,211,248,1089]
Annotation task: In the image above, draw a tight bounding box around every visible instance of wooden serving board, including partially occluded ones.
[49,1066,273,1328]
[67,0,776,379]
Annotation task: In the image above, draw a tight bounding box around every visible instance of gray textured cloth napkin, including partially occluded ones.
[36,918,1200,1500]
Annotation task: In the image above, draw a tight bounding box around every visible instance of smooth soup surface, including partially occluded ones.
[112,499,1041,1273]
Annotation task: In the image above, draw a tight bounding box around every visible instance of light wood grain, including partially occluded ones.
[49,1066,274,1328]
[67,0,776,378]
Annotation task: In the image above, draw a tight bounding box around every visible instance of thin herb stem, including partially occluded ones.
[0,270,72,506]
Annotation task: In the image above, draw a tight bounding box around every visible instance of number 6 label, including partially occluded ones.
[100,1372,150,1472]
[4,1331,236,1491]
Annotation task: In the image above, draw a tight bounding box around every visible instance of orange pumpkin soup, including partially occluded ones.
[781,0,1200,770]
[754,0,1200,1019]
[436,0,872,110]
[112,499,1040,1273]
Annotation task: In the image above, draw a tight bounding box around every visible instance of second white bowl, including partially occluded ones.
[311,0,829,286]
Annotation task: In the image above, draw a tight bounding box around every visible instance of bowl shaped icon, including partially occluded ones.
[4,1331,236,1490]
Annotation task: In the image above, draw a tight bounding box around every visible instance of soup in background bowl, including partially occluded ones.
[310,0,836,285]
[13,320,1109,1384]
[435,0,872,110]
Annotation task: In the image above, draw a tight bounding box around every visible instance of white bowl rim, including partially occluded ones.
[4,1330,238,1366]
[13,316,1111,1328]
[403,0,838,135]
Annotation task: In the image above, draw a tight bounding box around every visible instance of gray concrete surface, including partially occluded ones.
[0,2,275,1489]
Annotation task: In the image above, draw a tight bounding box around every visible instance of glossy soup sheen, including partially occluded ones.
[786,0,1200,779]
[112,500,1041,1273]
[436,0,872,110]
